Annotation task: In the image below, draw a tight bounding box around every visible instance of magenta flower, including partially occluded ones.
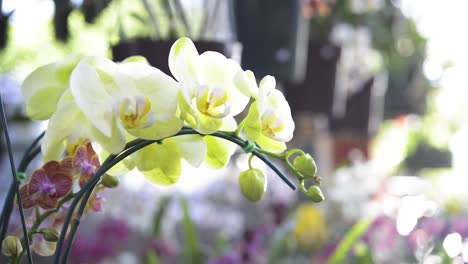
[20,158,73,210]
[72,142,100,188]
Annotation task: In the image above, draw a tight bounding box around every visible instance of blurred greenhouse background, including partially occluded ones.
[2,0,468,263]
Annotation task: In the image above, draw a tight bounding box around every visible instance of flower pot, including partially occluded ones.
[234,0,310,82]
[112,39,242,76]
[329,75,387,137]
[284,42,341,115]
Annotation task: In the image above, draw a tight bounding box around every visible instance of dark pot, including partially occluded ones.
[234,0,309,82]
[329,76,387,137]
[284,42,341,115]
[112,39,242,76]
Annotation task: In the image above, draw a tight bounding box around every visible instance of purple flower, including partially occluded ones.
[363,216,398,251]
[451,215,468,238]
[208,255,242,264]
[407,217,446,250]
[20,158,73,210]
[72,142,100,188]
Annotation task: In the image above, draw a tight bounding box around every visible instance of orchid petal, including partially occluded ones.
[243,101,263,141]
[169,37,200,91]
[133,140,182,186]
[21,54,82,120]
[20,185,35,209]
[171,135,206,168]
[70,61,114,138]
[32,235,56,256]
[204,117,237,169]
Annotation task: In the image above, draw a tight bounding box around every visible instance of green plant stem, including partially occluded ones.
[0,139,42,244]
[0,95,33,264]
[248,154,254,169]
[284,149,307,181]
[15,193,75,262]
[54,128,297,263]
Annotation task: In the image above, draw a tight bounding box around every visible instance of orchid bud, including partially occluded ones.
[304,185,325,202]
[42,228,60,242]
[2,236,22,257]
[101,174,119,188]
[239,168,267,202]
[293,153,317,179]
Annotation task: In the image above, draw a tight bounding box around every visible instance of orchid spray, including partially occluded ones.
[0,37,323,264]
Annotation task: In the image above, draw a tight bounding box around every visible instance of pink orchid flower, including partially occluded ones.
[20,158,73,210]
[72,142,100,188]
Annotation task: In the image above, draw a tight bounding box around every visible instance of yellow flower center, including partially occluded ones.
[261,109,285,138]
[195,85,230,118]
[120,96,154,129]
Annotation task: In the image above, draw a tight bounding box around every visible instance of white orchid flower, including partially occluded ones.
[243,75,295,152]
[168,37,251,134]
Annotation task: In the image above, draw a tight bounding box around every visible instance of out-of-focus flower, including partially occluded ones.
[88,192,105,212]
[71,218,130,263]
[208,255,242,264]
[72,142,100,188]
[243,75,295,153]
[451,215,468,238]
[363,216,399,255]
[407,217,445,251]
[292,204,328,249]
[302,0,335,18]
[20,158,73,210]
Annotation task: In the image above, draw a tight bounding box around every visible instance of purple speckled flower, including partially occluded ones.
[73,142,100,188]
[20,158,73,210]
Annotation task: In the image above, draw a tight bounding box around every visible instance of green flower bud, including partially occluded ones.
[293,154,317,179]
[101,174,119,188]
[239,168,267,202]
[304,185,325,202]
[2,236,22,257]
[42,228,60,242]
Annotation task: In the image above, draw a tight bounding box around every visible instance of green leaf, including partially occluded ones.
[352,242,375,264]
[267,220,294,264]
[129,12,149,25]
[145,251,161,264]
[180,198,202,264]
[152,196,171,237]
[325,218,374,264]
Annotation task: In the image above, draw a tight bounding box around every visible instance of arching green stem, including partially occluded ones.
[54,128,297,263]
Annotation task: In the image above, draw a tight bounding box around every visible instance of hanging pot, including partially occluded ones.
[234,0,310,82]
[284,42,341,115]
[112,39,242,76]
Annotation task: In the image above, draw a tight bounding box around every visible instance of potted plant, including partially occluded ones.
[110,0,241,74]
